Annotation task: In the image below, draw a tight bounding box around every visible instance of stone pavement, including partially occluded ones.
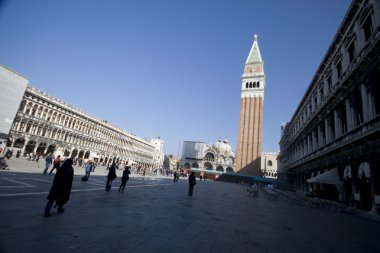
[1,158,380,253]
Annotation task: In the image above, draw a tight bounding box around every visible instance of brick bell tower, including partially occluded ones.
[235,34,265,176]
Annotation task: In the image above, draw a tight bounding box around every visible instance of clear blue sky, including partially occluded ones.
[0,0,351,156]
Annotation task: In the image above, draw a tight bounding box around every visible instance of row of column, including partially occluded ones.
[291,83,375,162]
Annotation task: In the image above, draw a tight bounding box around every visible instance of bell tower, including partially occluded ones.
[235,34,265,176]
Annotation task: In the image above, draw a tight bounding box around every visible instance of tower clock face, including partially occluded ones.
[245,66,254,73]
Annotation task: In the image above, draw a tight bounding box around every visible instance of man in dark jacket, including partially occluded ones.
[105,162,117,191]
[44,158,74,217]
[118,166,131,193]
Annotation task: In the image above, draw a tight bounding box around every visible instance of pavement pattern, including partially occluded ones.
[1,158,380,253]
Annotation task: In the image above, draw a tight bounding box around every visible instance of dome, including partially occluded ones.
[213,139,232,155]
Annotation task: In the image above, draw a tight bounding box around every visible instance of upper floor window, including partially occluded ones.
[336,61,342,79]
[363,16,373,41]
[327,76,332,92]
[319,85,324,101]
[314,96,318,110]
[347,42,356,63]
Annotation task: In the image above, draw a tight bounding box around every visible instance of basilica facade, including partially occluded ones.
[180,139,235,176]
[7,85,160,169]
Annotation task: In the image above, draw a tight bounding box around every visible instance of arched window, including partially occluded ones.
[19,100,27,112]
[31,105,38,116]
[25,102,33,114]
[253,82,256,88]
[257,81,260,88]
[267,160,273,167]
[37,107,43,117]
[246,82,249,88]
[249,82,252,88]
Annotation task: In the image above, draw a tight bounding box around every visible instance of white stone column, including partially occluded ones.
[361,84,370,122]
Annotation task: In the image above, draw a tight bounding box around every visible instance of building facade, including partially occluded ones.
[151,137,164,169]
[235,34,265,176]
[261,152,279,179]
[278,0,380,212]
[7,84,158,169]
[0,65,28,148]
[163,154,179,172]
[180,139,235,176]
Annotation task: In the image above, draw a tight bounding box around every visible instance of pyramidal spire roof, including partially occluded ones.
[245,34,262,64]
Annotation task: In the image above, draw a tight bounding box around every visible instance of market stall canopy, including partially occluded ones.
[307,168,340,185]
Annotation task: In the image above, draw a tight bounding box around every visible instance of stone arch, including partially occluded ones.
[358,161,372,210]
[204,162,213,170]
[204,152,215,160]
[25,102,33,114]
[71,149,78,159]
[47,110,53,121]
[183,163,191,169]
[216,165,224,172]
[42,108,48,119]
[52,112,57,122]
[226,167,234,173]
[192,162,199,168]
[36,142,47,154]
[31,104,38,116]
[63,148,71,157]
[268,160,273,167]
[84,151,90,159]
[78,150,85,159]
[37,106,43,118]
[13,138,25,149]
[24,140,37,154]
[19,100,27,112]
[46,144,56,154]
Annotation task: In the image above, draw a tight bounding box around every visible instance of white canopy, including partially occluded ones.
[307,168,340,185]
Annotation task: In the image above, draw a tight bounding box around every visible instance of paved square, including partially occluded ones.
[1,158,380,253]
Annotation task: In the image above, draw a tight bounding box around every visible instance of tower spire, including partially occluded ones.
[236,34,265,176]
[245,33,262,64]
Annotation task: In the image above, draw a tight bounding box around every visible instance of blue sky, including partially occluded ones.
[0,0,351,156]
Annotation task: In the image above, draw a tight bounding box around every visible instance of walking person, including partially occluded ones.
[188,172,196,198]
[84,160,93,180]
[119,166,131,193]
[49,155,61,175]
[44,158,74,217]
[43,153,53,174]
[105,162,117,191]
[173,171,177,182]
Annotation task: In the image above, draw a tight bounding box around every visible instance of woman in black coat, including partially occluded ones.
[188,171,196,198]
[105,162,117,191]
[44,158,74,217]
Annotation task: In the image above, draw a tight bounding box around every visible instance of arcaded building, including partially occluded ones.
[235,34,264,176]
[7,85,158,169]
[278,0,380,212]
